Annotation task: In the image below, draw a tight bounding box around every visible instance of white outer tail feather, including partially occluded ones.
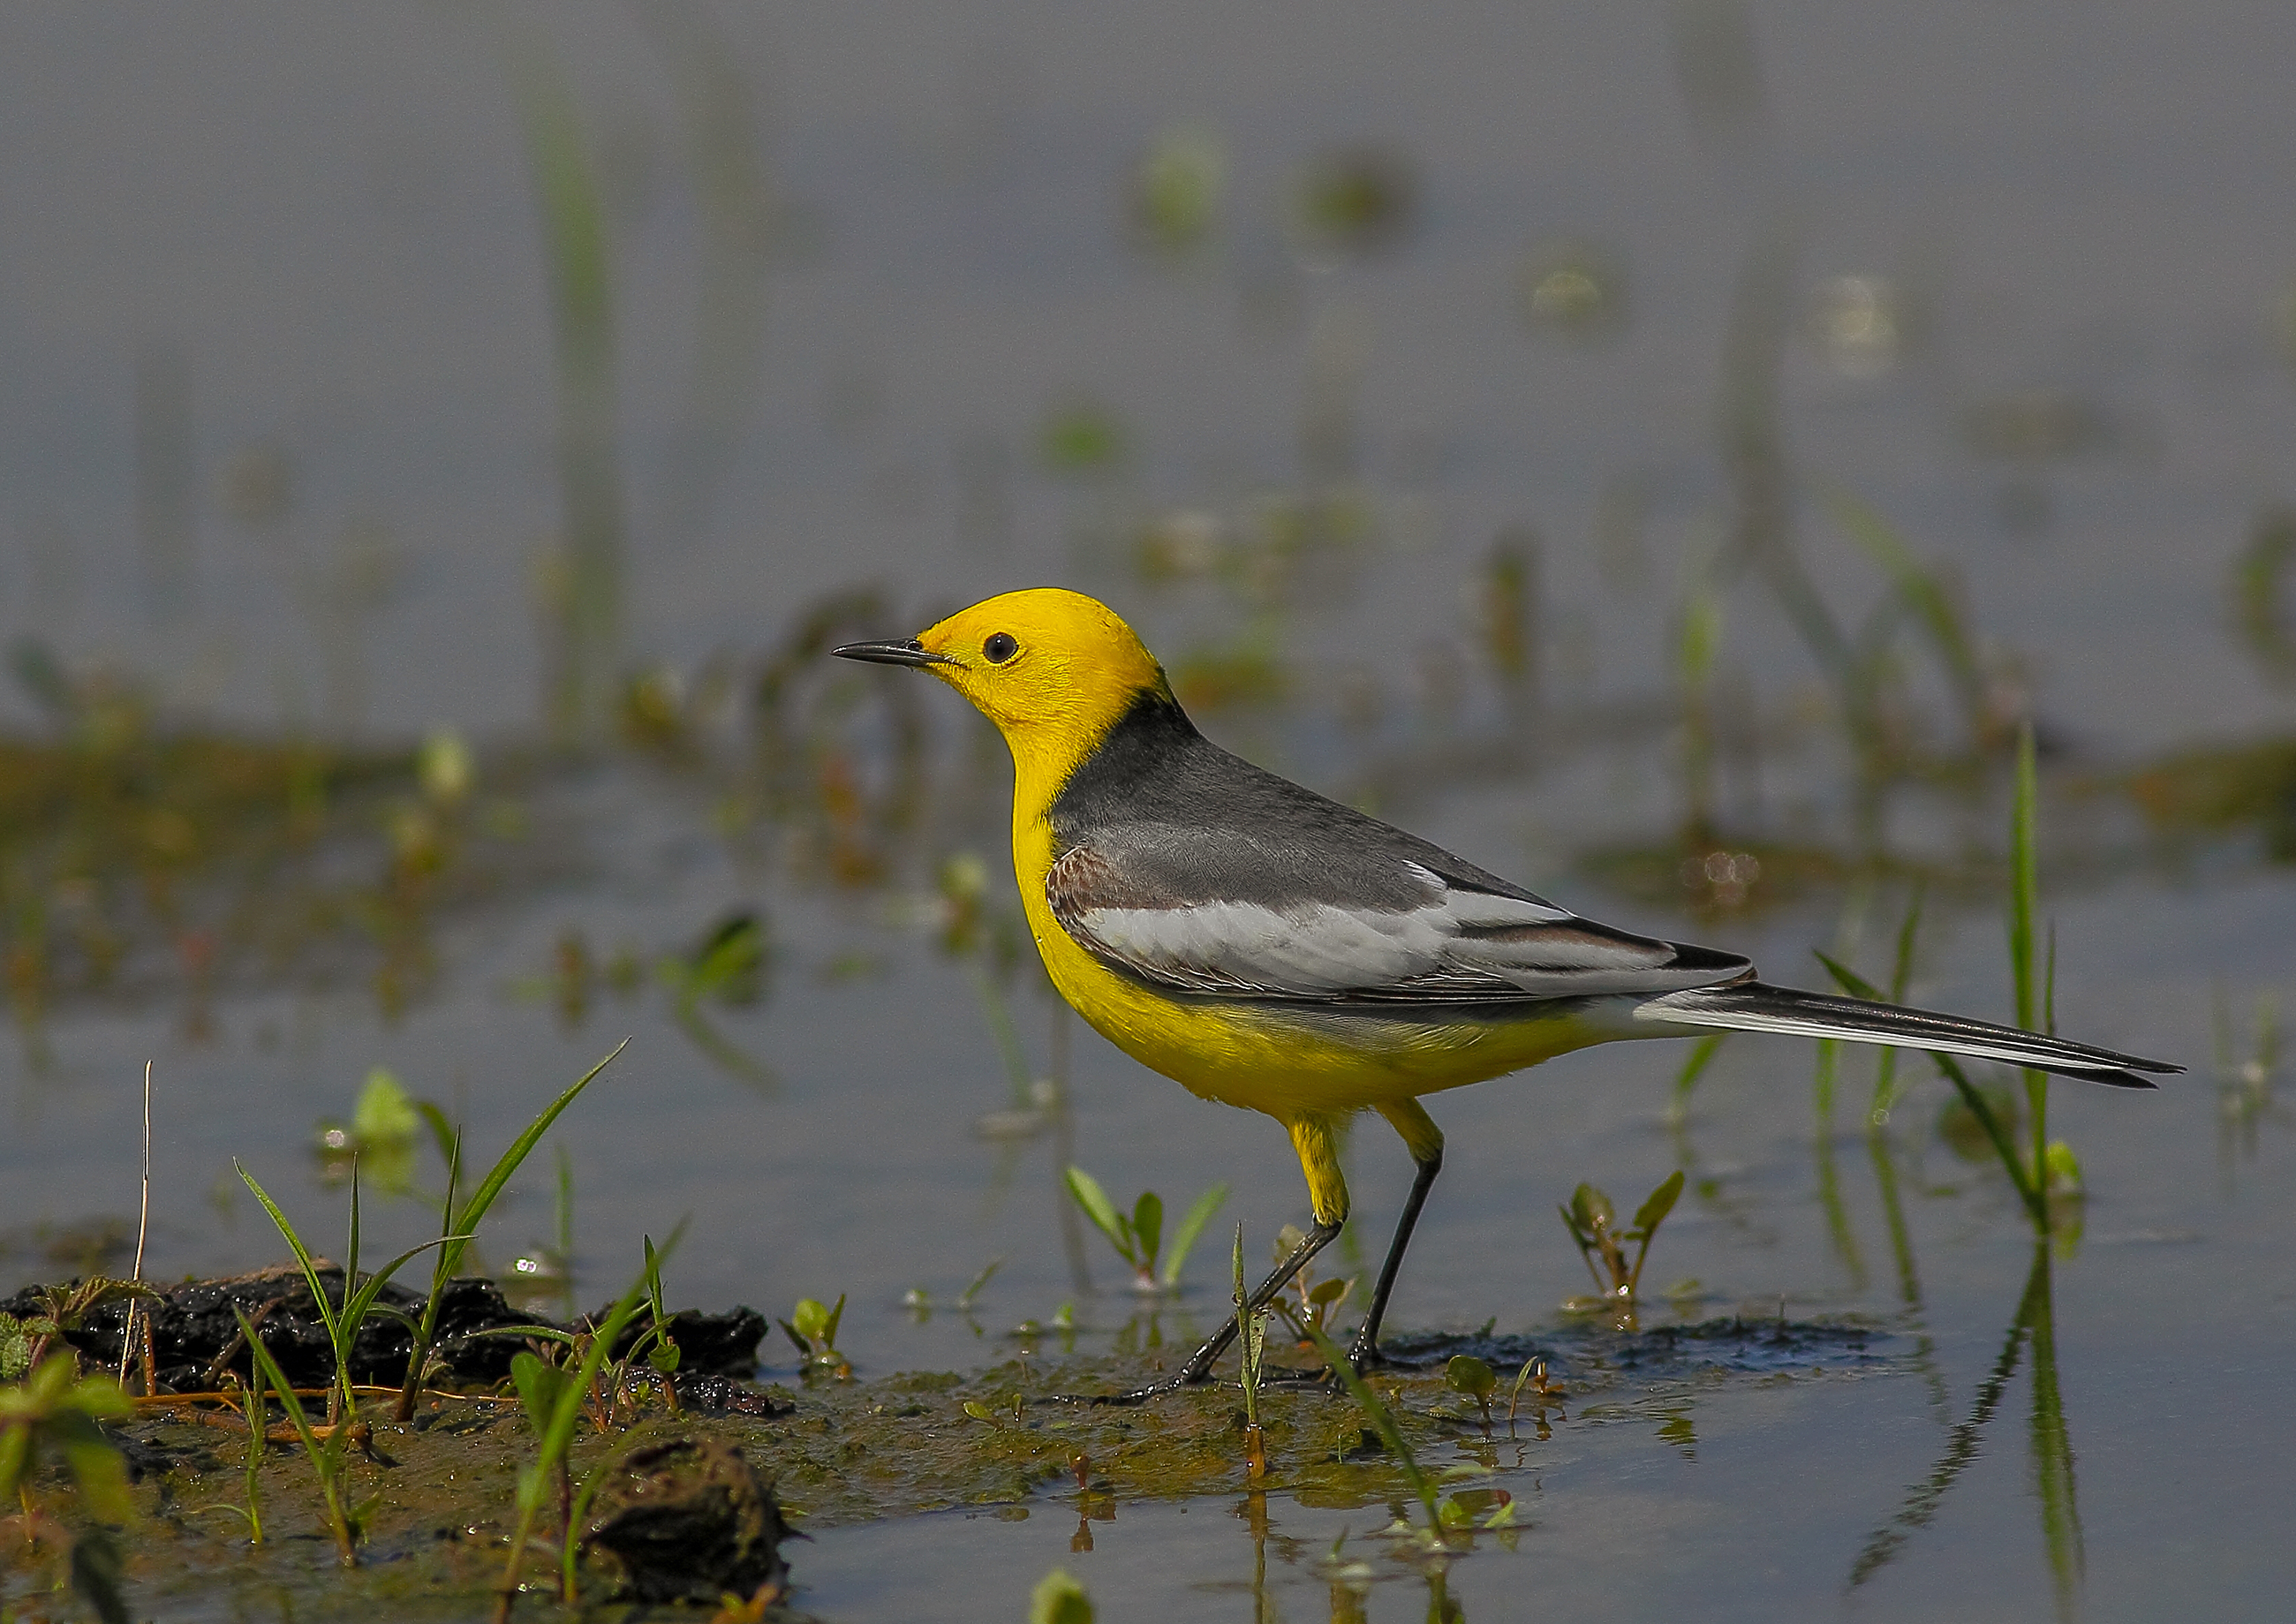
[1635,981,2176,1090]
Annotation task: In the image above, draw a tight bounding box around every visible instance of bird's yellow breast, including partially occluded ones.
[1011,813,1602,1123]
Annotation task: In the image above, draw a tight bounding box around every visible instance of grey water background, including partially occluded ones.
[3,4,2294,1618]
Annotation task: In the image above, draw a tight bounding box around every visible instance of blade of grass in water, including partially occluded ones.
[1812,1039,1868,1290]
[1867,1131,1920,1307]
[395,1041,626,1422]
[1816,949,2046,1226]
[1869,885,1924,1123]
[1302,1324,1439,1532]
[495,1223,684,1622]
[1667,1032,1728,1126]
[1823,487,1991,736]
[2010,721,2048,1213]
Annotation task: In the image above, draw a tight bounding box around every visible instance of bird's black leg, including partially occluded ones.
[1079,1218,1342,1406]
[1347,1099,1446,1371]
[1348,1145,1443,1370]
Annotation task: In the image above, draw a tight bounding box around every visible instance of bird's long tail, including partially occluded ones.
[1634,981,2178,1089]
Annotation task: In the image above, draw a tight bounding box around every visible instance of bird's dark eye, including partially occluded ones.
[982,632,1019,664]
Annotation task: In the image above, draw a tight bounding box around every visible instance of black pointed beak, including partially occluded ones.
[830,638,951,668]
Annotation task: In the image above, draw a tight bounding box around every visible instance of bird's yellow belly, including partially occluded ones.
[1016,826,1605,1123]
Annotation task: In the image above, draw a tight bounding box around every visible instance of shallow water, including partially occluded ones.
[4,4,2295,1619]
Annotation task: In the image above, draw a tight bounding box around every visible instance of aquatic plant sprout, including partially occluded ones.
[1063,1167,1228,1292]
[494,1231,675,1621]
[391,1039,626,1422]
[1557,1170,1685,1312]
[235,1159,468,1429]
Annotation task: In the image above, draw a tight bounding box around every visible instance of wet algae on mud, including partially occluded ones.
[26,1299,1896,1619]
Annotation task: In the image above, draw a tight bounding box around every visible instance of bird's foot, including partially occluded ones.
[1048,1368,1220,1407]
[1261,1339,1387,1393]
[1345,1337,1394,1373]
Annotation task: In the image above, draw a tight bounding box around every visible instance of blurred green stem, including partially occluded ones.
[2010,722,2048,1212]
[507,28,625,743]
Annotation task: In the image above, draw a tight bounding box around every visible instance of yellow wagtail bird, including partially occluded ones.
[834,588,2176,1399]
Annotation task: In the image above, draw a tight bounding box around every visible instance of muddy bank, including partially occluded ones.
[8,1307,1899,1620]
[2,1268,767,1393]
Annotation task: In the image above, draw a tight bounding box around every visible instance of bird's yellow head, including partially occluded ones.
[832,587,1172,758]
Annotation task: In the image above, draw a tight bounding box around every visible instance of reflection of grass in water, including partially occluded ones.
[2007,722,2052,1211]
[1848,1243,2081,1615]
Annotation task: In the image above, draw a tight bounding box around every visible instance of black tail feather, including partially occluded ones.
[1635,981,2178,1090]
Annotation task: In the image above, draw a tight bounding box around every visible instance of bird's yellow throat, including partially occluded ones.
[908,586,1174,820]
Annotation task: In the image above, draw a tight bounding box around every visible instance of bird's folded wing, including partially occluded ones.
[1046,837,1750,1003]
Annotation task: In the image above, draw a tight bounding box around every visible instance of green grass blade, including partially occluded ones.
[416,1103,459,1181]
[1667,1033,1727,1125]
[1873,886,1926,1118]
[1815,948,1884,1002]
[236,1311,319,1458]
[538,1231,681,1476]
[2010,722,2040,1031]
[452,1039,627,1275]
[1063,1167,1135,1264]
[1818,950,2044,1221]
[236,1305,353,1560]
[237,1163,341,1356]
[563,1455,616,1603]
[1888,886,1924,1003]
[1824,487,1990,730]
[2010,722,2048,1213]
[1302,1324,1439,1528]
[1160,1184,1229,1287]
[1930,1053,2047,1227]
[341,1235,474,1341]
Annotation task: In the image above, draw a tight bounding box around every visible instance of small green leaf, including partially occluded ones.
[1445,1356,1497,1401]
[53,1410,132,1524]
[1130,1191,1164,1274]
[1063,1167,1137,1265]
[1308,1277,1349,1309]
[510,1351,569,1435]
[790,1298,830,1343]
[1030,1566,1095,1624]
[1632,1169,1686,1235]
[351,1069,421,1144]
[957,1256,1004,1310]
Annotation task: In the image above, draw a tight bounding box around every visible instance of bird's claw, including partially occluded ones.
[1049,1337,1389,1405]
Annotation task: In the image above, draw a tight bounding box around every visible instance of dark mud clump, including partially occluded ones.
[1,1268,767,1391]
[1381,1314,1893,1384]
[583,1437,789,1605]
